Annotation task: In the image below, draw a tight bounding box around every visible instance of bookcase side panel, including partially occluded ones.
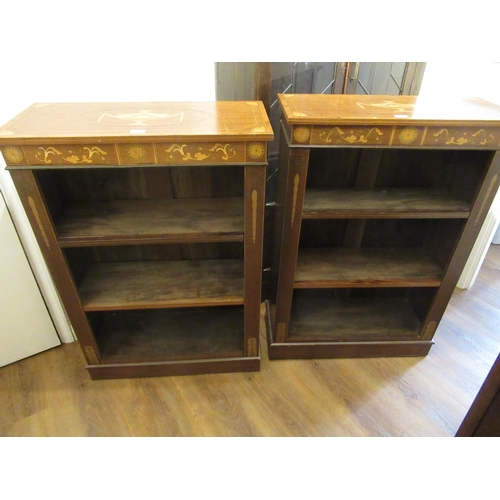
[9,169,101,364]
[273,147,310,342]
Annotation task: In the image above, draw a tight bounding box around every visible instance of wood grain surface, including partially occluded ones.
[294,248,443,288]
[0,101,274,144]
[93,307,245,363]
[79,259,244,311]
[56,198,245,246]
[287,297,421,341]
[302,188,471,219]
[278,94,500,126]
[0,244,498,436]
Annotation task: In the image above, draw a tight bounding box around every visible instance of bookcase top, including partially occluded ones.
[0,101,274,145]
[278,94,500,127]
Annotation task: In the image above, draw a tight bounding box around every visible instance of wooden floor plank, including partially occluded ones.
[1,245,500,437]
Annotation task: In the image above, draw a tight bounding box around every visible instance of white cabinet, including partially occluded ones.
[0,190,60,367]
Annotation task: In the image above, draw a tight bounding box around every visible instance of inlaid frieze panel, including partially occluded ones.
[287,125,500,149]
[2,141,268,167]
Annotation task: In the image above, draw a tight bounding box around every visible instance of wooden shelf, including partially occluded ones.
[79,259,244,311]
[302,189,471,219]
[294,248,443,288]
[94,307,245,364]
[56,198,244,247]
[288,298,421,342]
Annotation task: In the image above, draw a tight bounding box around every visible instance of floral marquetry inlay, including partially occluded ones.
[96,110,185,126]
[23,145,117,165]
[64,147,108,164]
[2,146,24,163]
[126,144,147,162]
[160,142,252,164]
[165,143,237,162]
[247,142,265,159]
[399,127,419,145]
[35,147,62,164]
[318,127,386,145]
[355,100,416,113]
[287,124,500,149]
[15,141,268,166]
[429,128,497,147]
[293,127,311,143]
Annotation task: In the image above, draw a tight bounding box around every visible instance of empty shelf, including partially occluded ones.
[302,189,470,219]
[80,259,244,311]
[288,297,421,342]
[57,198,244,246]
[295,248,443,288]
[93,307,245,363]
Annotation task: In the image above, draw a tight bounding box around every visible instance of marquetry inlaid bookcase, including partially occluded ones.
[0,101,273,379]
[267,93,500,359]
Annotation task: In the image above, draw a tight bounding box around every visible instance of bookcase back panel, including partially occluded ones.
[423,218,466,270]
[88,306,246,364]
[299,218,463,250]
[306,148,490,203]
[36,167,244,204]
[293,287,435,301]
[306,149,361,188]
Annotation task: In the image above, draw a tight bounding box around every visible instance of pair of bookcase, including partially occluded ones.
[1,96,499,379]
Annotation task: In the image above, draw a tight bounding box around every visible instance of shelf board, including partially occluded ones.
[288,297,421,342]
[302,189,470,219]
[294,248,443,288]
[56,198,244,247]
[94,307,245,364]
[80,259,244,311]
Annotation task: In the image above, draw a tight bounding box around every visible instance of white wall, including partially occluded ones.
[419,62,500,104]
[0,5,216,127]
[0,5,216,341]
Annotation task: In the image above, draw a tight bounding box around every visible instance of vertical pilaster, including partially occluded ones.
[273,147,310,342]
[244,165,267,356]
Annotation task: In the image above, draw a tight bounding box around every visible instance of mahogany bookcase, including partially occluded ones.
[267,94,500,359]
[0,101,273,379]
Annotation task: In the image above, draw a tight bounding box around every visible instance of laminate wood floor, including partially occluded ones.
[2,245,500,437]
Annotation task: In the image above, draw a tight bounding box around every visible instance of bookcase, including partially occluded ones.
[0,101,273,379]
[267,94,500,359]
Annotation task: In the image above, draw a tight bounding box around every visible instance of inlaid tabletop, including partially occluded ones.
[0,101,274,144]
[278,94,500,126]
